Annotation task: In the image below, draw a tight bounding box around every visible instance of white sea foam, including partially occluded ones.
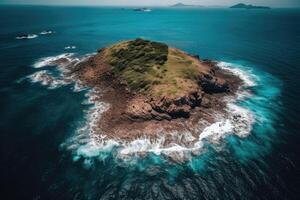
[39,30,55,35]
[64,46,76,50]
[73,81,87,92]
[62,89,114,159]
[27,70,67,89]
[33,53,75,68]
[198,103,254,141]
[116,99,254,159]
[69,102,253,160]
[16,34,38,40]
[217,61,257,87]
[119,131,196,156]
[28,53,93,91]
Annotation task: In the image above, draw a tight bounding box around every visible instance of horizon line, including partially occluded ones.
[0,3,299,9]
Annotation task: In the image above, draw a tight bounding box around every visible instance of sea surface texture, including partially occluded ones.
[0,6,299,200]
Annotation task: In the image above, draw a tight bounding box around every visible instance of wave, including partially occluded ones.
[28,53,94,92]
[27,70,68,89]
[16,34,38,40]
[217,61,258,87]
[33,53,75,68]
[67,99,254,162]
[64,46,76,50]
[39,30,55,35]
[16,30,54,40]
[62,89,113,160]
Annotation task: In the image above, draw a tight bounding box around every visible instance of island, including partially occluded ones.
[70,39,242,141]
[133,8,152,12]
[170,3,204,8]
[230,3,270,9]
[171,3,190,7]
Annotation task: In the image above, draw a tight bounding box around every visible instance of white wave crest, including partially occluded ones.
[62,89,114,159]
[27,70,67,89]
[199,103,254,141]
[16,34,38,40]
[73,81,88,92]
[116,100,254,160]
[64,46,76,50]
[28,53,93,92]
[217,61,257,87]
[33,53,75,68]
[39,30,55,35]
[68,99,254,162]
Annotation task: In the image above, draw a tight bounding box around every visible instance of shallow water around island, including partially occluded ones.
[0,6,300,200]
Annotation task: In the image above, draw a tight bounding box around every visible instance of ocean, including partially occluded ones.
[0,5,299,200]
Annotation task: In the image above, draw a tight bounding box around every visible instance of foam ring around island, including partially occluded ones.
[27,41,259,163]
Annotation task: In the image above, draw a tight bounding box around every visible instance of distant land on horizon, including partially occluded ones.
[230,3,271,9]
[170,3,204,8]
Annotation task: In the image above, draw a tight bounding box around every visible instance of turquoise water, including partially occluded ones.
[0,5,299,199]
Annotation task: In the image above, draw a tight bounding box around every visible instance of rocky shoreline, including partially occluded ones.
[67,39,243,141]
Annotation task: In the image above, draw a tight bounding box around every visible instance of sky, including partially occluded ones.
[0,0,299,8]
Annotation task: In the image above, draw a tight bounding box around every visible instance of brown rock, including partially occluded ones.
[68,39,243,141]
[199,74,229,93]
[201,96,211,108]
[125,96,153,121]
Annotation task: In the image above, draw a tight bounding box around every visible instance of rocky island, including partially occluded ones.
[71,39,242,141]
[170,3,204,8]
[230,3,270,9]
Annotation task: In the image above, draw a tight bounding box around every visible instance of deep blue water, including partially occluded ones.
[0,5,300,200]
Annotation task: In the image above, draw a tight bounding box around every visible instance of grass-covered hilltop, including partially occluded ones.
[73,38,241,138]
[103,38,228,98]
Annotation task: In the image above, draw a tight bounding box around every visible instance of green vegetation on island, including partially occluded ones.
[73,38,240,137]
[103,38,211,97]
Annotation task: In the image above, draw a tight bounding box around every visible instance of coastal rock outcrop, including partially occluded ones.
[71,38,241,139]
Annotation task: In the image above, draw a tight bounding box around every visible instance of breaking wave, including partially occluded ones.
[64,46,77,50]
[27,53,83,90]
[33,53,75,68]
[16,34,38,40]
[16,30,55,40]
[27,70,68,89]
[39,30,55,35]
